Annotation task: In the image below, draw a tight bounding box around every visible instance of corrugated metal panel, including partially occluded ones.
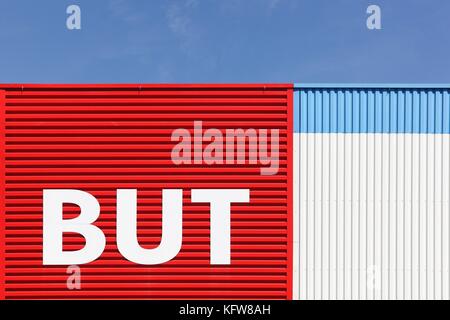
[0,84,293,299]
[294,87,450,300]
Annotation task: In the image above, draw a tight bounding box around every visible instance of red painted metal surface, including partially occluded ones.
[0,84,293,299]
[0,90,5,300]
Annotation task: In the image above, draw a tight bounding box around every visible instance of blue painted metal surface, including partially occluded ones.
[294,85,450,134]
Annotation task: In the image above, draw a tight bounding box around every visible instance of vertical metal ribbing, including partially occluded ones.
[296,87,450,300]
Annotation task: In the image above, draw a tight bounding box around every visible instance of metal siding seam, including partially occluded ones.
[292,90,300,300]
[0,90,5,300]
[2,83,293,90]
[287,87,294,300]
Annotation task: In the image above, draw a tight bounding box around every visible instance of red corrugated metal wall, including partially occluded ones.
[0,84,293,299]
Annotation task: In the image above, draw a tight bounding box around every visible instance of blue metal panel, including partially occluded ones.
[294,90,300,133]
[444,91,450,133]
[294,86,450,134]
[294,83,450,89]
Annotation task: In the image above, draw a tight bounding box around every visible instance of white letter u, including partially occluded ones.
[116,189,182,264]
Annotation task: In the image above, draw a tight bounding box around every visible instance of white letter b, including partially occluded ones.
[43,189,105,265]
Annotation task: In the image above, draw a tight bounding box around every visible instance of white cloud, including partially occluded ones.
[268,0,282,10]
[166,2,191,36]
[165,0,203,57]
[108,0,144,23]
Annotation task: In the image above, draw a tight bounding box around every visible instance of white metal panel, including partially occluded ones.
[293,134,300,300]
[295,133,450,300]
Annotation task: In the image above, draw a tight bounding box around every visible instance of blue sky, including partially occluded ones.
[0,0,449,84]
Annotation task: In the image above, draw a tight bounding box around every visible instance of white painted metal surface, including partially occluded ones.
[295,133,450,299]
